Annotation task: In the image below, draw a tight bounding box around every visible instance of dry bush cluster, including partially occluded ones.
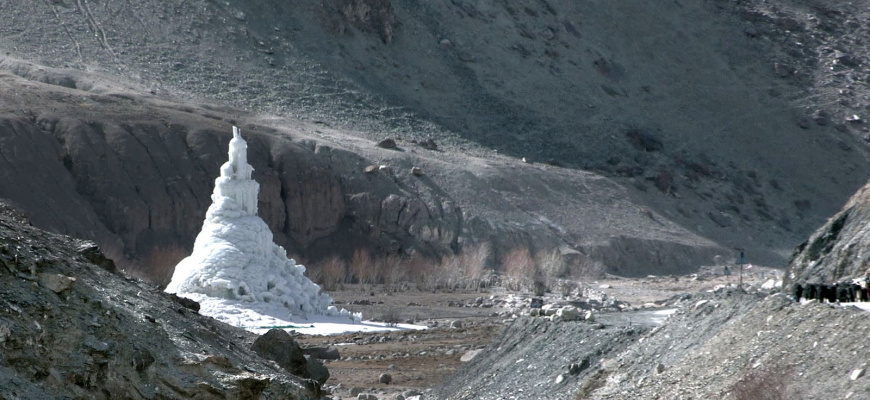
[306,243,603,295]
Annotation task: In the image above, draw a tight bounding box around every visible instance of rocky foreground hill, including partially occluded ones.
[787,179,870,287]
[0,201,326,399]
[2,0,870,280]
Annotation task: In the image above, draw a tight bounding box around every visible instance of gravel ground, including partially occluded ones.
[438,287,870,400]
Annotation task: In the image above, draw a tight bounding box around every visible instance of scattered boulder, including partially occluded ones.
[450,320,463,328]
[584,311,595,321]
[655,363,666,374]
[379,372,392,384]
[541,304,558,316]
[404,389,423,397]
[365,165,379,174]
[305,355,330,384]
[303,346,341,360]
[132,349,156,372]
[812,110,830,126]
[358,394,378,400]
[708,211,734,228]
[555,373,566,384]
[76,242,117,273]
[350,387,365,396]
[377,138,398,149]
[37,273,76,293]
[851,368,865,381]
[168,293,201,313]
[569,358,590,375]
[203,355,234,369]
[418,138,438,150]
[556,306,581,321]
[836,53,861,68]
[461,349,484,362]
[250,329,308,377]
[411,167,423,176]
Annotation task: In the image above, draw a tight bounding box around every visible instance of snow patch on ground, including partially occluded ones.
[185,293,426,335]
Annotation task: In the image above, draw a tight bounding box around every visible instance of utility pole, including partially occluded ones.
[736,249,747,289]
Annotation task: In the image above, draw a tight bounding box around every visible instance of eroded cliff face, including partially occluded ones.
[785,182,870,287]
[0,64,728,282]
[1,110,464,273]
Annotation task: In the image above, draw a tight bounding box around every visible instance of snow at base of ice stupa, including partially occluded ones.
[165,127,366,330]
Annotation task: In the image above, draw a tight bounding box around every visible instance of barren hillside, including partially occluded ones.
[1,0,869,277]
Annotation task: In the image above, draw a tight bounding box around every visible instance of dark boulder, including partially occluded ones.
[303,346,341,360]
[251,329,308,377]
[377,138,398,149]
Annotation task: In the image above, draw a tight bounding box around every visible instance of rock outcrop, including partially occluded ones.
[0,202,319,399]
[785,181,870,288]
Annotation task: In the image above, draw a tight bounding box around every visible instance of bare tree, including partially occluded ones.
[408,253,438,292]
[380,254,406,293]
[502,247,536,292]
[312,255,347,291]
[350,248,375,286]
[460,242,491,290]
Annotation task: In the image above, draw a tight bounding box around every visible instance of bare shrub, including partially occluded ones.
[380,306,402,327]
[573,256,606,279]
[536,248,565,293]
[408,253,438,292]
[731,363,801,400]
[460,242,491,290]
[537,248,565,278]
[310,255,347,291]
[502,248,536,292]
[350,248,375,285]
[380,254,405,293]
[438,254,463,291]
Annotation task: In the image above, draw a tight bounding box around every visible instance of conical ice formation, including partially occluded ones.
[166,127,356,319]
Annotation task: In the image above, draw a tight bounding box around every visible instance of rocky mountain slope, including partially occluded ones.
[1,0,870,278]
[0,60,722,281]
[0,201,324,399]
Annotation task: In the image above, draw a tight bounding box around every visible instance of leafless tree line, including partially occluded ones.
[305,243,605,294]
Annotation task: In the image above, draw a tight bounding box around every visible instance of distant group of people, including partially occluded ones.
[792,281,868,303]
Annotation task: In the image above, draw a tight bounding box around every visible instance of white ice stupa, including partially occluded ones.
[166,127,358,321]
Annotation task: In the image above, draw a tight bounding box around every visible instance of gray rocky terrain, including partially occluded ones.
[440,289,870,399]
